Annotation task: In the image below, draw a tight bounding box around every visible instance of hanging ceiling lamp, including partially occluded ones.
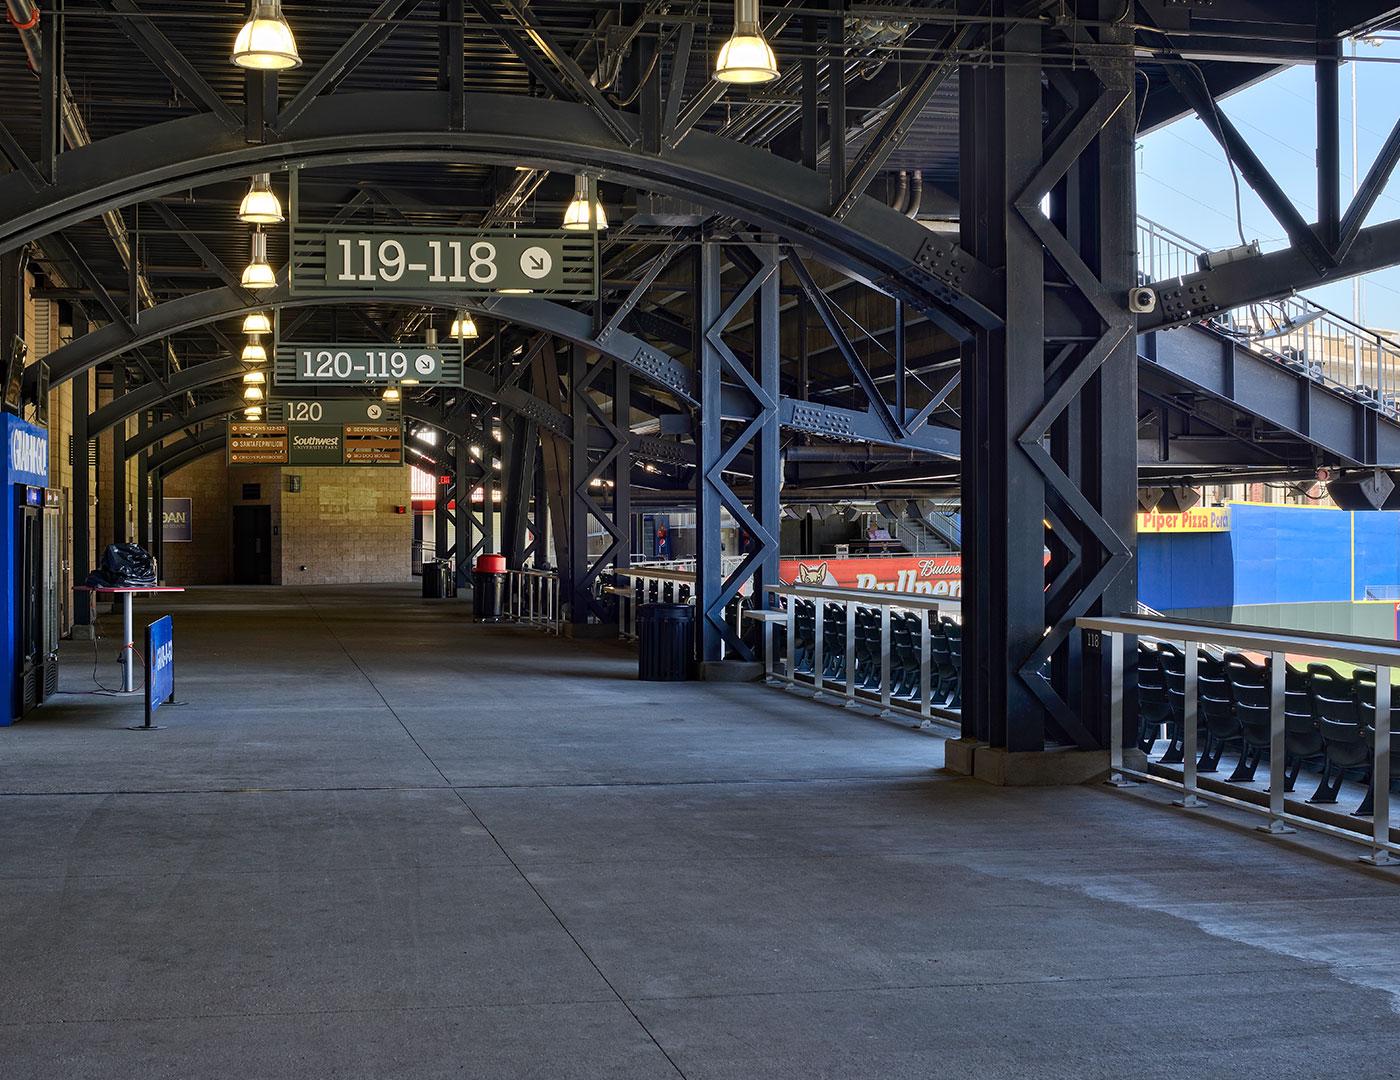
[241,340,268,363]
[450,311,478,339]
[715,0,778,84]
[241,230,276,290]
[238,174,283,225]
[382,385,401,402]
[242,370,266,385]
[242,312,272,335]
[232,0,302,70]
[243,385,265,402]
[562,175,608,231]
[243,405,263,419]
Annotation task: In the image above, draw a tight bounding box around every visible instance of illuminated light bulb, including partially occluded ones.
[238,174,283,224]
[241,341,268,363]
[242,311,272,334]
[242,370,266,385]
[382,385,401,402]
[243,385,265,402]
[241,230,276,290]
[450,311,478,339]
[562,174,608,231]
[243,406,263,420]
[232,0,302,70]
[715,0,778,84]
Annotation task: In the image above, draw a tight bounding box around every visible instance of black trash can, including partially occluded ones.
[638,603,695,681]
[422,560,449,598]
[472,569,506,620]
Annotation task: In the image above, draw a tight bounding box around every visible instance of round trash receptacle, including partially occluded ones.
[472,567,506,621]
[638,602,695,681]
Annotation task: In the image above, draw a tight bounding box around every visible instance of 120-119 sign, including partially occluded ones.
[273,342,465,388]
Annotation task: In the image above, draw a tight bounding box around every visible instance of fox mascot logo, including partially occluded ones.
[796,562,829,586]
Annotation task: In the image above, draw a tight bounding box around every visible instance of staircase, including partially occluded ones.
[876,499,961,555]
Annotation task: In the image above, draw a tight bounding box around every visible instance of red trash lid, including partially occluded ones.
[475,554,507,573]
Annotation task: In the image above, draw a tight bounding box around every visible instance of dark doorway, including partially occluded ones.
[231,505,273,585]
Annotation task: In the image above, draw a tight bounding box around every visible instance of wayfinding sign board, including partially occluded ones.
[273,343,464,388]
[264,398,400,424]
[227,421,405,468]
[291,224,597,299]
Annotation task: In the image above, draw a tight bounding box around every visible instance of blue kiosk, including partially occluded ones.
[2,412,58,723]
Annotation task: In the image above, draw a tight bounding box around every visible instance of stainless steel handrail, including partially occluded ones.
[504,567,561,635]
[1078,614,1398,866]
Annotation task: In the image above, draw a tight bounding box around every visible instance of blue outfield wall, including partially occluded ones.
[1138,502,1400,612]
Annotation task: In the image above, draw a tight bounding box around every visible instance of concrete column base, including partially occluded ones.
[699,660,764,682]
[942,737,984,776]
[564,622,620,640]
[71,624,96,641]
[973,746,1111,787]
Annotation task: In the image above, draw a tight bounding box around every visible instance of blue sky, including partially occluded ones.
[1137,39,1400,329]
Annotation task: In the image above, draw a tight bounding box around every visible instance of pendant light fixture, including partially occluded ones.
[238,174,284,225]
[243,405,263,420]
[562,175,608,231]
[242,370,266,385]
[450,311,478,339]
[241,230,276,290]
[232,0,302,70]
[243,385,265,402]
[382,385,401,402]
[241,340,268,363]
[715,0,778,84]
[242,312,272,335]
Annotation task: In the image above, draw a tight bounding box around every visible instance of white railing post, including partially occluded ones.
[1258,651,1296,835]
[878,604,893,717]
[843,601,858,709]
[919,608,932,724]
[785,596,795,681]
[1364,667,1396,866]
[1175,644,1203,808]
[1105,631,1136,787]
[812,600,825,698]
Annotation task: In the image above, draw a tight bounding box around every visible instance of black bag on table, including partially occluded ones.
[85,543,158,588]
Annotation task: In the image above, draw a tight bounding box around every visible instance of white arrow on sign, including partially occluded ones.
[520,246,553,280]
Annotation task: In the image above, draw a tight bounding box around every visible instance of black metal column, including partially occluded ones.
[695,239,782,663]
[111,363,127,544]
[136,409,149,548]
[71,353,92,629]
[568,348,629,625]
[958,2,1136,754]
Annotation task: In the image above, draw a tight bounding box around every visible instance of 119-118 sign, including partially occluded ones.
[290,224,597,298]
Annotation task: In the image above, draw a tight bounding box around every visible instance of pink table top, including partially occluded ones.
[76,586,186,594]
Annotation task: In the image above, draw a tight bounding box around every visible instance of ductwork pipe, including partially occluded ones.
[890,169,908,215]
[905,169,923,219]
[7,0,161,318]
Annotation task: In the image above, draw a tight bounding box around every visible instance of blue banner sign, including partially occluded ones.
[145,615,174,727]
[3,413,48,488]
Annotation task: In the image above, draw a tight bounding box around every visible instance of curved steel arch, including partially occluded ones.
[147,425,224,473]
[150,438,223,479]
[0,91,1000,332]
[41,284,695,406]
[127,395,245,457]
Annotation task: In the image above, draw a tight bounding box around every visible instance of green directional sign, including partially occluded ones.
[291,224,597,298]
[273,343,464,388]
[264,398,401,424]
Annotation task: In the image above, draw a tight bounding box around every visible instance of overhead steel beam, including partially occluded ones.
[1142,215,1400,331]
[277,0,425,130]
[125,395,243,457]
[99,0,241,128]
[0,90,999,334]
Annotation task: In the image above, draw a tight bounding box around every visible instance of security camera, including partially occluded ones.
[1128,286,1157,314]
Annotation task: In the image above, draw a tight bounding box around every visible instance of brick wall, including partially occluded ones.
[161,453,232,585]
[279,466,412,584]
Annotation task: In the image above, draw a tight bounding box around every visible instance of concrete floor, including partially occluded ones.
[3,584,1400,1079]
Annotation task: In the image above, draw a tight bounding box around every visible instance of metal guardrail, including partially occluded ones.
[1138,215,1400,416]
[504,568,561,635]
[759,584,963,731]
[1077,614,1399,866]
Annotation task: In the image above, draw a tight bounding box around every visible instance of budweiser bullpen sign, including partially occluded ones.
[778,556,962,597]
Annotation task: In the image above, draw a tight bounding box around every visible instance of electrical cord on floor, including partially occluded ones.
[82,607,144,695]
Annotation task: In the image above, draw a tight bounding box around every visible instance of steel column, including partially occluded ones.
[72,354,91,628]
[111,363,126,543]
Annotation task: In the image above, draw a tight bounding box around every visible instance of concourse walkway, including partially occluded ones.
[3,586,1400,1078]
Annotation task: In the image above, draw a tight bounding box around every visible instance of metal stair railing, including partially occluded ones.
[1138,215,1400,418]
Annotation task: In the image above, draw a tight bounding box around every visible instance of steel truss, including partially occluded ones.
[569,350,631,625]
[696,239,781,662]
[959,2,1137,753]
